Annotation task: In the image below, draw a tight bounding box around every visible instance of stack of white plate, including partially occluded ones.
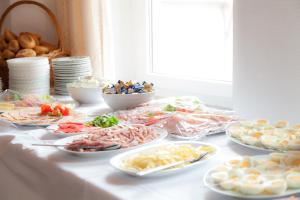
[52,56,92,95]
[7,57,50,95]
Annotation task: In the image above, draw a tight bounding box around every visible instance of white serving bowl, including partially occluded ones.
[102,92,154,110]
[67,86,104,104]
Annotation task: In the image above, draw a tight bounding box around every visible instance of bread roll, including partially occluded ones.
[0,37,7,51]
[40,40,56,51]
[34,45,49,55]
[2,49,15,59]
[20,32,41,45]
[8,40,20,53]
[16,49,36,58]
[4,29,17,42]
[18,34,36,49]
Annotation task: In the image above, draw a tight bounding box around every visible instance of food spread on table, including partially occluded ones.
[66,124,160,152]
[4,91,297,198]
[103,80,154,94]
[227,119,300,151]
[207,153,300,196]
[121,144,216,172]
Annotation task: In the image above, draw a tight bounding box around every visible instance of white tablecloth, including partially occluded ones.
[0,102,294,200]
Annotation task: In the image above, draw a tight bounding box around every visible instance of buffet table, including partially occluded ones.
[0,101,295,200]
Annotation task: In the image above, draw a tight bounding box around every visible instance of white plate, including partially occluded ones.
[54,127,168,157]
[203,155,300,199]
[226,124,283,152]
[46,124,83,137]
[110,141,218,177]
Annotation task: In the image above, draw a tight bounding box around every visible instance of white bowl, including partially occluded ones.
[67,86,103,104]
[102,92,154,110]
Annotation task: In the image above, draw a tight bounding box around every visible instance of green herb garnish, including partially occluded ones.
[87,115,119,128]
[163,104,177,112]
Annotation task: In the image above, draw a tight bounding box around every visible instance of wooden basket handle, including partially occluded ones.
[0,0,63,49]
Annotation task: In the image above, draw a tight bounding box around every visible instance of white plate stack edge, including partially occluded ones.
[7,57,50,95]
[52,56,92,95]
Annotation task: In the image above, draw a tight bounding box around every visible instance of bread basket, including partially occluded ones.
[0,0,69,89]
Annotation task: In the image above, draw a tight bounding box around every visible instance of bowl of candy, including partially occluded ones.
[67,76,105,104]
[102,80,154,110]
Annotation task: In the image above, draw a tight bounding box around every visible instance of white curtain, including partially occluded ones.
[54,0,115,79]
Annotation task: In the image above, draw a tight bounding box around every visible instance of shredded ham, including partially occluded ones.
[66,124,158,152]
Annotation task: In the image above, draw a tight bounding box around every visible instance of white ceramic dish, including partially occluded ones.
[110,141,218,177]
[67,86,104,104]
[103,92,154,110]
[54,127,168,157]
[203,155,300,199]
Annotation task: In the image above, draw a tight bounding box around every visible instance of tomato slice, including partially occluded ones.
[40,104,53,115]
[52,108,62,117]
[54,105,70,116]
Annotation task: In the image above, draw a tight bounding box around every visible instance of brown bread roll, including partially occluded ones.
[40,40,56,51]
[20,32,41,45]
[8,40,20,53]
[16,49,36,58]
[34,45,49,55]
[18,34,36,49]
[0,37,7,51]
[2,49,15,59]
[4,29,17,42]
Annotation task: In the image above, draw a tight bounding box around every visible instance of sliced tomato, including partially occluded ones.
[54,105,70,116]
[40,104,53,115]
[51,108,62,117]
[176,107,193,113]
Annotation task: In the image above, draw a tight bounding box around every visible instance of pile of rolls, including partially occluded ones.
[0,29,56,60]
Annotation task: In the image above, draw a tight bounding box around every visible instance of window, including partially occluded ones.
[110,0,233,108]
[151,0,232,82]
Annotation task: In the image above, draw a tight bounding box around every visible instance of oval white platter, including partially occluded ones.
[203,155,300,199]
[110,141,218,177]
[54,127,168,157]
[225,123,294,152]
[226,129,275,152]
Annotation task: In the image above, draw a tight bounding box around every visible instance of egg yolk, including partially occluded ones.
[240,161,250,168]
[253,132,262,139]
[229,160,240,166]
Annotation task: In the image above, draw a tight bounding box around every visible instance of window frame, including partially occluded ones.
[136,0,233,108]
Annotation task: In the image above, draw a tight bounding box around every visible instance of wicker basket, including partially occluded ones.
[0,0,69,90]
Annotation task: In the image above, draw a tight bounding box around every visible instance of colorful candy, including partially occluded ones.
[103,80,154,94]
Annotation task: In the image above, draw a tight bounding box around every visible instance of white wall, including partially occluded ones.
[2,0,57,45]
[233,0,300,123]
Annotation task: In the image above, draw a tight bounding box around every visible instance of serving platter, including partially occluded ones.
[226,130,275,152]
[54,127,168,157]
[203,155,300,199]
[110,141,218,177]
[225,122,300,152]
